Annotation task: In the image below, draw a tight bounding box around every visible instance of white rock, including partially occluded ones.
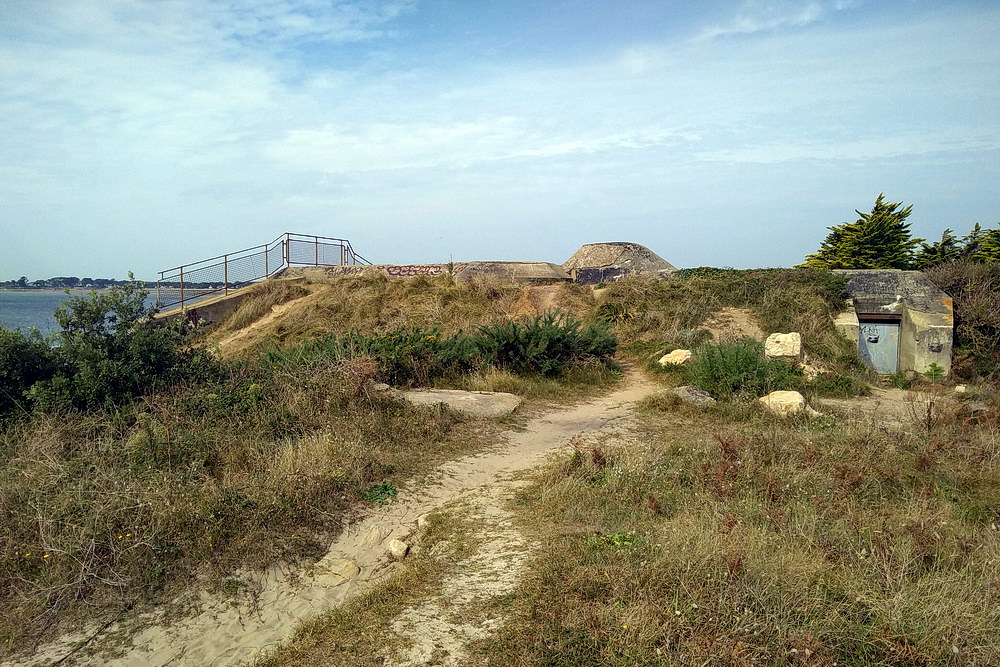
[758,390,808,416]
[954,384,968,395]
[764,332,803,363]
[387,539,410,560]
[658,385,716,407]
[658,349,693,366]
[416,513,431,528]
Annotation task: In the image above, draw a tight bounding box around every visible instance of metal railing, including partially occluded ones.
[156,232,370,310]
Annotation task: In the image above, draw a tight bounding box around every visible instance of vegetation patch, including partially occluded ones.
[476,403,1000,665]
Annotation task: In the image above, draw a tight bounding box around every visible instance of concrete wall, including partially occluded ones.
[284,262,571,284]
[900,306,953,376]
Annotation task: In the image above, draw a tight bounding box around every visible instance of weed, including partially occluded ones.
[686,339,800,399]
[364,481,398,505]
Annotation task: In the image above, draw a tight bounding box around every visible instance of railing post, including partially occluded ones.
[156,279,161,307]
[179,266,185,308]
[264,243,269,277]
[223,254,229,294]
[314,236,319,266]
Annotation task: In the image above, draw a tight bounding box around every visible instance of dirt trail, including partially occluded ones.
[14,375,657,667]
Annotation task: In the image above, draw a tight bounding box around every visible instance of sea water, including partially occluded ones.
[0,291,161,333]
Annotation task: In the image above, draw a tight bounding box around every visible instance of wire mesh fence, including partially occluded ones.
[156,233,369,310]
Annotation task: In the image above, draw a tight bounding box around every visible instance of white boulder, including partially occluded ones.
[764,332,803,363]
[758,390,808,416]
[658,349,693,366]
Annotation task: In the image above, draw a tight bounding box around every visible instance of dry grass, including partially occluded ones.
[214,279,310,333]
[207,275,597,357]
[0,359,500,658]
[474,402,1000,665]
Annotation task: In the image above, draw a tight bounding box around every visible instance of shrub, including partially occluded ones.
[925,261,1000,379]
[474,313,617,377]
[265,313,617,385]
[686,339,800,399]
[0,327,61,414]
[1,281,215,413]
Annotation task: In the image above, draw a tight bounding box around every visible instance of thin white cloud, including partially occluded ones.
[698,1,827,40]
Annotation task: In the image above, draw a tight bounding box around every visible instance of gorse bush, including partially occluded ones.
[264,313,617,385]
[686,339,801,399]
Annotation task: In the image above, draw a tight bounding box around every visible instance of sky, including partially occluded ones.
[1,0,998,280]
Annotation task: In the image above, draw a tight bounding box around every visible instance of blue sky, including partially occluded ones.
[1,0,998,279]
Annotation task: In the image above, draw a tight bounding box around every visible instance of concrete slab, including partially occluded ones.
[397,388,523,418]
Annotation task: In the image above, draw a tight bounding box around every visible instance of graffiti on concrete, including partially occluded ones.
[385,264,468,277]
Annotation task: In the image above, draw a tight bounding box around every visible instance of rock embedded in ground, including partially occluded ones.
[658,349,693,366]
[388,539,410,560]
[758,390,810,416]
[954,384,967,394]
[313,557,360,585]
[660,385,716,407]
[399,389,522,418]
[764,332,803,363]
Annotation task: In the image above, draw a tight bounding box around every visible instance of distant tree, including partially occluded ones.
[969,226,1000,263]
[80,277,94,287]
[915,229,963,269]
[800,194,922,269]
[16,276,28,288]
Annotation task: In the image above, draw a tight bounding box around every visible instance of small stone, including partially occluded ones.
[387,539,409,560]
[764,332,803,363]
[954,384,968,395]
[658,349,693,366]
[758,390,808,416]
[416,513,430,528]
[659,385,716,407]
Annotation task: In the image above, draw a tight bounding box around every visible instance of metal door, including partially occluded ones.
[859,322,899,374]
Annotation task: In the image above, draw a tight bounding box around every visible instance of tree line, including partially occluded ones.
[800,194,1000,269]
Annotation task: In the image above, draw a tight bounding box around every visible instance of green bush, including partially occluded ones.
[686,339,800,399]
[0,327,61,414]
[264,313,617,385]
[475,313,617,377]
[0,281,214,414]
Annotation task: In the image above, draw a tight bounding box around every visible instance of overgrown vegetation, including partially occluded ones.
[262,312,617,387]
[0,281,209,414]
[0,281,618,658]
[926,260,1000,380]
[685,339,801,399]
[596,268,860,373]
[476,401,1000,665]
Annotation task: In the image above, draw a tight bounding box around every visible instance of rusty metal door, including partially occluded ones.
[859,321,899,374]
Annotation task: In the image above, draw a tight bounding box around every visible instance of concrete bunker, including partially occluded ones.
[562,242,677,285]
[833,270,953,376]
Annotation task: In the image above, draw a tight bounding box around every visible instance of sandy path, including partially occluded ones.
[12,375,656,667]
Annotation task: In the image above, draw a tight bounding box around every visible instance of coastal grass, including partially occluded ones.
[0,357,499,658]
[209,274,597,356]
[472,399,1000,665]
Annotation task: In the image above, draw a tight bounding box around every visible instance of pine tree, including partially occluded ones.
[800,194,921,269]
[914,229,962,268]
[969,226,1000,263]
